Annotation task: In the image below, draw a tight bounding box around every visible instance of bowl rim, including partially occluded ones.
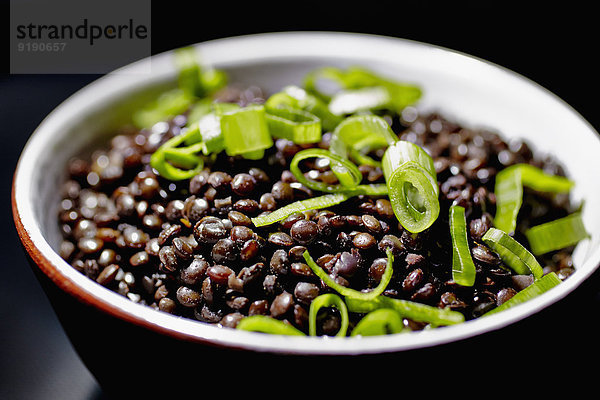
[12,31,600,355]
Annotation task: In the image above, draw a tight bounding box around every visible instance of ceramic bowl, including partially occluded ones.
[12,32,600,394]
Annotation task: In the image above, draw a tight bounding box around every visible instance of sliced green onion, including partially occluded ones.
[290,148,363,193]
[308,293,349,337]
[150,131,205,181]
[266,106,322,144]
[303,66,422,111]
[483,272,561,316]
[162,145,203,169]
[330,115,398,168]
[181,123,202,146]
[132,89,193,129]
[251,193,350,227]
[199,67,228,95]
[494,163,575,234]
[173,46,227,98]
[525,213,589,255]
[174,46,204,97]
[196,113,224,155]
[134,47,226,129]
[349,183,389,196]
[328,86,391,116]
[382,140,440,233]
[220,105,273,158]
[450,205,477,287]
[150,150,204,181]
[240,149,265,160]
[265,85,342,131]
[185,99,213,126]
[236,315,306,336]
[345,296,465,326]
[186,103,243,155]
[303,66,349,102]
[303,249,394,301]
[350,309,404,337]
[482,228,544,279]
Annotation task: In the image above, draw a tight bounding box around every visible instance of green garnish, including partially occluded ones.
[381,140,440,233]
[220,104,273,159]
[350,309,405,337]
[265,106,322,144]
[525,213,589,255]
[345,296,465,326]
[132,89,193,130]
[150,102,272,179]
[330,114,398,168]
[251,193,350,227]
[174,46,227,98]
[265,85,342,131]
[133,46,226,129]
[450,205,477,287]
[303,249,394,301]
[494,163,574,234]
[161,143,204,169]
[482,228,544,279]
[192,102,241,155]
[328,86,391,116]
[303,66,422,111]
[308,293,349,337]
[236,315,306,336]
[195,113,224,155]
[289,148,363,193]
[149,129,205,181]
[483,272,562,316]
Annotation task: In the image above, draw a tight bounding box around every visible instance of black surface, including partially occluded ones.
[3,3,599,398]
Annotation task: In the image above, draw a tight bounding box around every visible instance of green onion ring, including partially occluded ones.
[483,272,561,316]
[265,86,342,132]
[161,147,202,169]
[450,205,477,287]
[382,141,440,233]
[173,46,227,97]
[173,46,204,97]
[482,228,544,279]
[150,132,205,181]
[303,249,394,301]
[251,193,350,227]
[236,315,306,336]
[303,66,422,111]
[348,183,389,196]
[494,163,574,234]
[525,213,589,255]
[330,115,398,168]
[290,148,363,193]
[345,296,465,326]
[132,89,193,129]
[328,86,391,116]
[350,309,404,337]
[308,293,349,337]
[220,105,273,158]
[266,106,322,144]
[150,150,204,181]
[303,66,348,102]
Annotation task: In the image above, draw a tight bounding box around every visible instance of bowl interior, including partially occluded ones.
[15,32,600,354]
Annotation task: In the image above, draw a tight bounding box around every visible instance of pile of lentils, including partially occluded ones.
[57,85,578,336]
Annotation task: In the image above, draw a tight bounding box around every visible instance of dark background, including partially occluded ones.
[2,2,599,398]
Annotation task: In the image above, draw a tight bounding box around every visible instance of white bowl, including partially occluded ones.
[12,31,600,366]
